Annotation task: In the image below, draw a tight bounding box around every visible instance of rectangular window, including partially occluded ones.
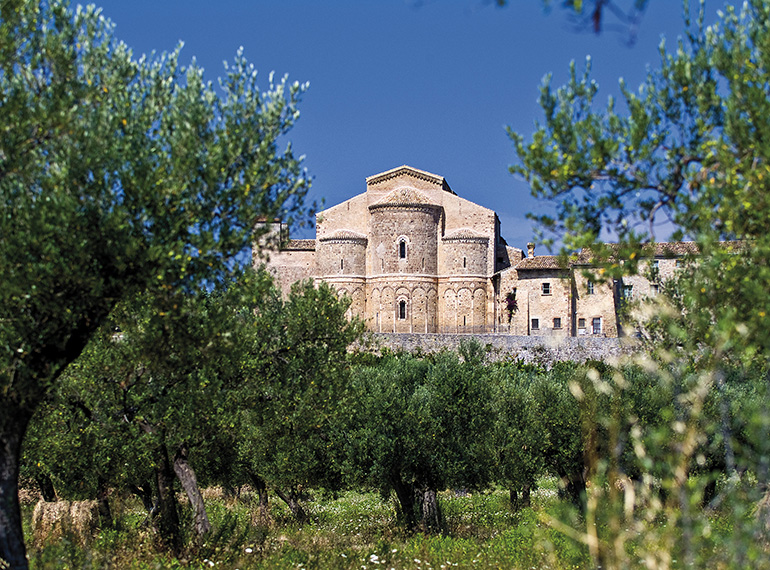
[531,318,539,330]
[622,284,633,300]
[578,318,586,334]
[587,281,594,295]
[553,317,561,329]
[542,282,551,295]
[592,317,602,335]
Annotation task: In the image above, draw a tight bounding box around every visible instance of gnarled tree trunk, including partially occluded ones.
[418,487,442,533]
[173,443,210,539]
[35,473,56,503]
[0,405,33,570]
[96,477,112,529]
[392,477,417,530]
[248,472,271,526]
[128,481,155,520]
[273,486,307,523]
[154,441,181,553]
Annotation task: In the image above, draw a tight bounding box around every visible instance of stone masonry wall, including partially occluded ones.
[368,333,631,365]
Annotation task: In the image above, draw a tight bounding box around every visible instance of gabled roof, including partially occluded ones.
[366,165,454,194]
[574,241,703,264]
[515,255,567,271]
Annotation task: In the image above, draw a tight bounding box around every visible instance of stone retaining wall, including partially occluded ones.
[366,333,638,365]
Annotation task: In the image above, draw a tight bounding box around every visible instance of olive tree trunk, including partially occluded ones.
[0,405,32,570]
[173,444,211,538]
[154,442,181,553]
[273,486,307,523]
[35,474,56,503]
[391,477,417,530]
[419,487,442,533]
[248,473,271,526]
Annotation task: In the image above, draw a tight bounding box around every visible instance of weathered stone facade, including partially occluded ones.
[261,165,697,338]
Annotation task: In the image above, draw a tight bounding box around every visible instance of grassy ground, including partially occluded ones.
[23,478,590,570]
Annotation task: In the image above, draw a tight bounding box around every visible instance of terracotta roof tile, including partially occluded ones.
[515,255,567,270]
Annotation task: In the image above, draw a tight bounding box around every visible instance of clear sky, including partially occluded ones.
[92,0,725,251]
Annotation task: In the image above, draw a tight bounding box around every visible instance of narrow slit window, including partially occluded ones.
[340,258,344,270]
[399,240,406,259]
[399,300,407,320]
[463,257,466,268]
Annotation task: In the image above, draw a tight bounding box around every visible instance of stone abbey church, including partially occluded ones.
[261,165,693,338]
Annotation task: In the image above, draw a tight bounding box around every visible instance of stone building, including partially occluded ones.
[261,165,697,337]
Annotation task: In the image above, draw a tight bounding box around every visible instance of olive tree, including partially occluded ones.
[234,278,364,524]
[343,344,495,531]
[0,1,310,566]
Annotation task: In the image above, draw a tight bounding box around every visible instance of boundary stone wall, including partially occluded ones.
[367,333,637,365]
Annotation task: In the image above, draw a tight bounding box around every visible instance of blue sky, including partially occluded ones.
[93,0,722,251]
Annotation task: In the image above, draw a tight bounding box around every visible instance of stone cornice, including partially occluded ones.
[437,274,490,282]
[367,274,439,284]
[442,236,489,244]
[318,229,368,245]
[442,228,490,244]
[317,275,367,283]
[366,273,490,281]
[369,202,441,214]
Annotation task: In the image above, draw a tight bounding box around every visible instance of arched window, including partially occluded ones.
[399,300,407,320]
[399,239,407,259]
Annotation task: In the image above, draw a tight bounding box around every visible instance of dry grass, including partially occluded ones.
[31,500,99,547]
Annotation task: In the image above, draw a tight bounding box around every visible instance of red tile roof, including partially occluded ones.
[515,255,567,270]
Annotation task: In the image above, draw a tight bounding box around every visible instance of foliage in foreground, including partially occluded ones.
[22,487,591,570]
[508,1,770,566]
[0,0,311,566]
[22,335,770,568]
[24,480,770,570]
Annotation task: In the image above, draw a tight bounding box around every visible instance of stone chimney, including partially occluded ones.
[527,242,535,258]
